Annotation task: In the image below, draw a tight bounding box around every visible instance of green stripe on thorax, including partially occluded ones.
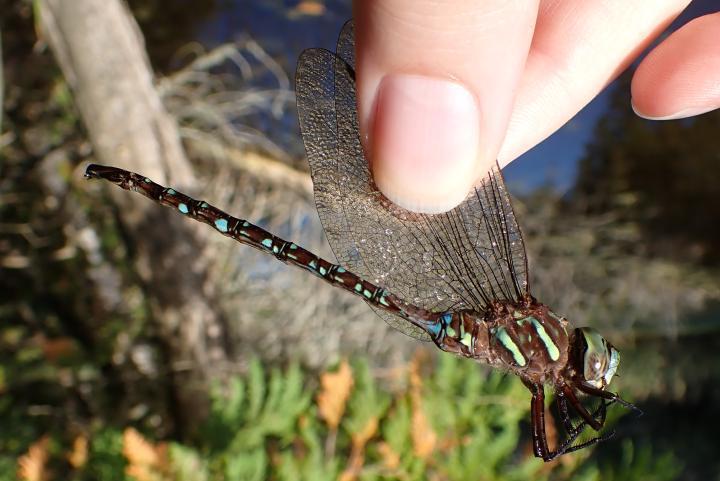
[516,315,561,362]
[495,326,526,366]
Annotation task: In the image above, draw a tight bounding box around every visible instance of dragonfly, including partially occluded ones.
[85,21,639,462]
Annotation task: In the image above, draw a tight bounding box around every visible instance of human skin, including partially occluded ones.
[352,1,720,213]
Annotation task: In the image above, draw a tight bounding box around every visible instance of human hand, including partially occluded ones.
[352,1,720,213]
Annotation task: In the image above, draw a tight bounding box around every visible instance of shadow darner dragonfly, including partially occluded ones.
[85,21,639,461]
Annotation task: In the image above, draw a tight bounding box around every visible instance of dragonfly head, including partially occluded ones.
[570,327,620,389]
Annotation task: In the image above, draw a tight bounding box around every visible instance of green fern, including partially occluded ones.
[0,354,680,481]
[168,444,209,481]
[84,429,128,481]
[201,359,312,480]
[276,413,340,481]
[344,360,391,439]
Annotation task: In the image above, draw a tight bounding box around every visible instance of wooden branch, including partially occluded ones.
[37,0,192,183]
[36,0,232,435]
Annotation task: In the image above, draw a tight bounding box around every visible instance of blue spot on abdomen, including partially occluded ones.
[214,219,229,232]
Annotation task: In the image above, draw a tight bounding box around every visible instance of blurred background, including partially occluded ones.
[1,1,719,480]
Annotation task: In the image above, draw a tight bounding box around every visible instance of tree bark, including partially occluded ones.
[37,0,230,435]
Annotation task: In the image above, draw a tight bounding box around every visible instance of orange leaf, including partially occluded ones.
[411,396,437,459]
[17,436,49,481]
[409,355,436,460]
[338,468,357,481]
[122,428,168,481]
[377,442,400,470]
[123,428,159,467]
[340,417,379,481]
[408,350,430,390]
[126,464,154,481]
[317,360,354,429]
[67,435,88,469]
[351,416,378,448]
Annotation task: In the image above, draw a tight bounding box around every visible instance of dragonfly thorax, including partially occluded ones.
[482,301,571,385]
[432,300,574,385]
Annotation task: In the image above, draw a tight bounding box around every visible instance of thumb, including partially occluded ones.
[353,1,538,213]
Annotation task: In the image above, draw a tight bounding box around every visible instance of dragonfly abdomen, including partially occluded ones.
[84,164,443,336]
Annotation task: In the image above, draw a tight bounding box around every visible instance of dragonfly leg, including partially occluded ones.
[556,389,616,456]
[555,424,616,457]
[577,382,643,416]
[557,388,607,435]
[561,384,605,431]
[525,381,550,460]
[525,381,613,461]
[524,381,582,461]
[558,391,584,435]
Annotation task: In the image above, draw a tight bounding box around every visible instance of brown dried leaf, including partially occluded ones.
[409,355,436,460]
[17,436,50,481]
[40,336,78,362]
[351,416,378,449]
[67,435,88,469]
[377,442,400,470]
[408,351,427,390]
[338,469,355,481]
[123,428,159,467]
[317,360,354,429]
[338,464,359,481]
[339,417,379,481]
[123,428,168,481]
[126,464,153,481]
[411,396,437,459]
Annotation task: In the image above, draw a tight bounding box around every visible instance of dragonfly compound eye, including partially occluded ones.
[576,327,620,388]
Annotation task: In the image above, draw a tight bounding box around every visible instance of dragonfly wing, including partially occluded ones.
[296,21,529,340]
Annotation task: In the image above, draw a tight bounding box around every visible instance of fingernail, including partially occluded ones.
[631,99,718,121]
[370,74,480,213]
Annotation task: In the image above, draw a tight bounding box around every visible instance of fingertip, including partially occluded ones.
[353,0,537,212]
[631,12,720,120]
[370,75,480,213]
